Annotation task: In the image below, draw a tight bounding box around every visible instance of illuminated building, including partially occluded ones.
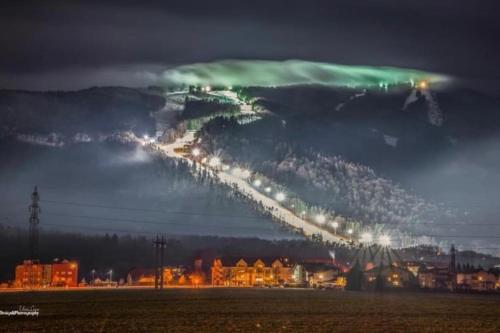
[127,267,184,286]
[14,260,51,288]
[14,259,78,288]
[211,258,292,286]
[291,264,307,286]
[364,265,415,289]
[298,262,346,289]
[189,257,206,286]
[51,259,78,287]
[456,268,497,292]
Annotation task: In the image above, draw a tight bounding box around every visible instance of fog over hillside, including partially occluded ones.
[0,81,499,255]
[0,140,293,239]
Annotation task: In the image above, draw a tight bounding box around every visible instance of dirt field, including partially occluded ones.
[0,288,499,332]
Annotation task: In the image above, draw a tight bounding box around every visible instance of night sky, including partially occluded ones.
[1,0,499,90]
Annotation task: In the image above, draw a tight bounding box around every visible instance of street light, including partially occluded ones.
[378,234,391,247]
[192,148,201,157]
[361,232,373,244]
[347,228,353,241]
[331,221,339,234]
[91,269,95,286]
[208,157,221,168]
[275,192,286,202]
[264,187,272,193]
[241,169,251,179]
[108,269,113,284]
[315,214,326,225]
[253,179,262,187]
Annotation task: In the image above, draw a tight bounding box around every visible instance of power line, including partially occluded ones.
[42,211,282,232]
[2,221,272,237]
[41,198,270,221]
[38,198,500,227]
[1,210,288,235]
[3,218,500,240]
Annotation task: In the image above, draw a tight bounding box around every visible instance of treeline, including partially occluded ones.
[181,99,240,119]
[0,225,334,282]
[0,87,164,136]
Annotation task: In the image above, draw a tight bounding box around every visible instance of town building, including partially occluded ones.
[14,259,78,288]
[14,260,51,288]
[456,268,497,292]
[298,262,346,289]
[189,257,206,286]
[127,267,186,286]
[51,259,78,287]
[417,245,457,291]
[211,258,292,286]
[418,266,454,290]
[364,264,417,289]
[291,264,307,286]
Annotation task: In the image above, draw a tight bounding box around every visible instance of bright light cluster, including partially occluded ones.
[208,157,220,167]
[315,214,326,224]
[192,148,201,157]
[275,192,286,202]
[361,232,373,244]
[378,234,391,247]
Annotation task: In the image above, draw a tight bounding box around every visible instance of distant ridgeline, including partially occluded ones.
[0,87,165,137]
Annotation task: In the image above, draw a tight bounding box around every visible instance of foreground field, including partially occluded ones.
[0,288,499,332]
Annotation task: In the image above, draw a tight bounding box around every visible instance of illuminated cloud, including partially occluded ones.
[160,59,449,89]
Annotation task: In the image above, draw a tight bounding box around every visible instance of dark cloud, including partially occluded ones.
[1,0,499,89]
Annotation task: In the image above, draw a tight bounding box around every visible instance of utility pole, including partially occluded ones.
[29,186,41,260]
[153,235,166,290]
[159,235,165,290]
[153,235,160,290]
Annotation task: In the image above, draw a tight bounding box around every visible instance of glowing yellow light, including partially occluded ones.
[418,80,428,89]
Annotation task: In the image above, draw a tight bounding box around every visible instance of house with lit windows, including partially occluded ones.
[364,264,417,289]
[456,268,497,292]
[14,259,78,288]
[211,258,293,286]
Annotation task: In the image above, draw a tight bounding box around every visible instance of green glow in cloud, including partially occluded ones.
[160,59,449,89]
